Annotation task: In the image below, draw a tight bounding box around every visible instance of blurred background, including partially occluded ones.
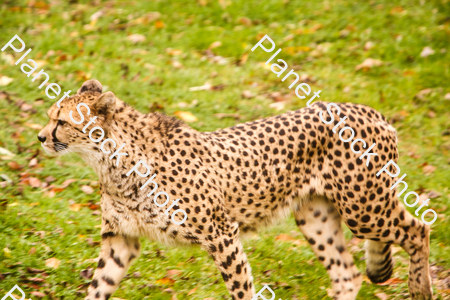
[0,0,449,299]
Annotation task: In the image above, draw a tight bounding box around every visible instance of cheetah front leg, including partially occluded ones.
[294,195,362,300]
[85,232,140,300]
[203,223,255,300]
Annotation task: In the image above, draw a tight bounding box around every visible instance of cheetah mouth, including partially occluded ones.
[40,142,69,155]
[53,142,68,152]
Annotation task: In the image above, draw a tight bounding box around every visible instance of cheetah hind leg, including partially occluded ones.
[293,195,362,300]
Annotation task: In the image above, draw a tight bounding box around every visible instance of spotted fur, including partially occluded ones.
[38,80,432,300]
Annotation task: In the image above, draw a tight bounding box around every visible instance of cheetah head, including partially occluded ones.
[38,79,116,156]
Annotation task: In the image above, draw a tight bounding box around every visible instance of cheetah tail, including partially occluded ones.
[364,240,394,284]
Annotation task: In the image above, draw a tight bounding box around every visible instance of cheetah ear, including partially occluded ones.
[94,91,116,117]
[77,79,103,94]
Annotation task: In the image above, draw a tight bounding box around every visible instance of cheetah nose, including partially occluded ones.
[37,135,46,142]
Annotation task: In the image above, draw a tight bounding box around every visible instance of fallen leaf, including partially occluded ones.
[171,61,183,68]
[30,292,46,298]
[24,123,43,130]
[239,17,252,26]
[241,90,253,99]
[29,247,36,255]
[166,269,182,278]
[7,161,22,170]
[269,101,285,111]
[173,111,198,122]
[364,41,374,51]
[414,88,432,100]
[133,272,141,278]
[45,176,56,183]
[423,165,436,174]
[27,267,44,273]
[127,34,146,44]
[156,277,176,285]
[377,277,404,286]
[61,179,77,188]
[188,287,197,295]
[45,258,60,269]
[70,203,82,212]
[427,111,436,118]
[275,234,297,242]
[420,47,435,57]
[0,147,16,157]
[375,292,388,300]
[355,58,383,71]
[28,277,44,283]
[29,158,38,168]
[81,185,94,194]
[20,103,34,112]
[189,83,212,91]
[0,76,14,86]
[29,177,42,188]
[426,190,441,199]
[208,41,222,49]
[213,113,242,120]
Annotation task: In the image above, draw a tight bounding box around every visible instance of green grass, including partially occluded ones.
[0,0,449,299]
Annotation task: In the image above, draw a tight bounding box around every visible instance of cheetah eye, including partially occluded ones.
[57,119,68,126]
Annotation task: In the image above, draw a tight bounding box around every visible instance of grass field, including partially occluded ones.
[0,0,449,299]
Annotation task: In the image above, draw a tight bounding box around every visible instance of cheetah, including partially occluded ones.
[38,79,432,300]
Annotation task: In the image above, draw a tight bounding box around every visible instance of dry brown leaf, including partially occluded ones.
[377,277,404,286]
[30,291,46,298]
[355,58,383,71]
[29,158,38,168]
[213,113,242,120]
[208,41,222,49]
[29,247,36,255]
[375,292,389,300]
[166,269,182,278]
[0,76,13,86]
[173,111,198,122]
[239,17,252,26]
[155,277,176,285]
[29,177,42,188]
[61,179,77,188]
[275,234,297,242]
[81,185,94,194]
[70,203,82,212]
[423,165,436,174]
[420,47,435,58]
[7,161,22,170]
[241,90,253,99]
[426,190,441,199]
[45,257,60,269]
[390,6,404,14]
[269,102,285,111]
[187,287,197,295]
[414,88,432,100]
[24,123,44,130]
[238,52,248,66]
[127,34,146,44]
